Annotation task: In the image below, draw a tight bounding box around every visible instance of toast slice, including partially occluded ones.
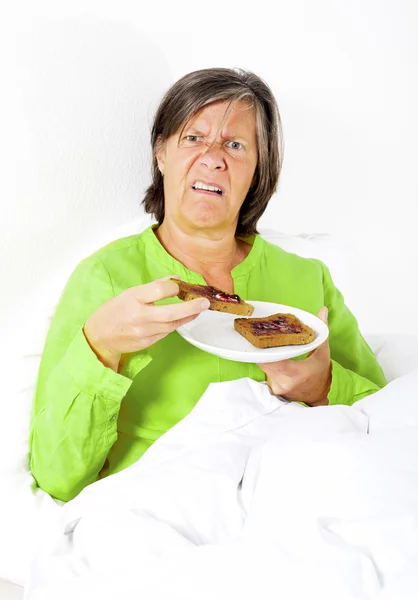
[234,312,315,349]
[173,279,254,316]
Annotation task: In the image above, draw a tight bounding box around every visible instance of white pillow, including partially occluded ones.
[364,334,418,383]
[259,228,352,296]
[355,367,418,431]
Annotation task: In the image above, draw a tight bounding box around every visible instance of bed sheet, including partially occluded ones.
[24,371,418,600]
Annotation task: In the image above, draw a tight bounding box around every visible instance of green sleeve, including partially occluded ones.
[317,260,387,406]
[29,257,151,502]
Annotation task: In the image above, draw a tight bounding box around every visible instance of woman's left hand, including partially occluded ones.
[257,307,331,407]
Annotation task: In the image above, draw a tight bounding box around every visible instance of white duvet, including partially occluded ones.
[25,371,418,600]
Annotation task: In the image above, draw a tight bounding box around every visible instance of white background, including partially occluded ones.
[2,0,417,342]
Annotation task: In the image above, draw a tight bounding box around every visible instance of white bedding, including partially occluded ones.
[24,371,418,600]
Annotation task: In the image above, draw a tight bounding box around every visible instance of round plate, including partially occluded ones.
[177,301,328,363]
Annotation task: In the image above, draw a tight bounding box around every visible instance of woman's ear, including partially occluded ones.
[155,135,166,176]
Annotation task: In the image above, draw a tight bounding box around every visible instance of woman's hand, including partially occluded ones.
[83,276,210,371]
[257,307,331,406]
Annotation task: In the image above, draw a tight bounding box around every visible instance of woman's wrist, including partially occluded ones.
[83,326,121,372]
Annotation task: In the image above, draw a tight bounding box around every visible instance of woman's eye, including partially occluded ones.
[226,141,243,150]
[185,135,201,142]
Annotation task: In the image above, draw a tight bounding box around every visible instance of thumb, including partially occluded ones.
[307,307,329,359]
[317,306,328,325]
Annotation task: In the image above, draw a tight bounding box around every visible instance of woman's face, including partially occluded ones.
[156,100,258,233]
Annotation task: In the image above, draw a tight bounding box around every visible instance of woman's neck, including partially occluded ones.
[155,221,250,286]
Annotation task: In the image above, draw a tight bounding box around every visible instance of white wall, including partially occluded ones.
[2,0,418,347]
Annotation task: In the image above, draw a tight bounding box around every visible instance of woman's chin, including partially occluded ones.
[184,207,227,230]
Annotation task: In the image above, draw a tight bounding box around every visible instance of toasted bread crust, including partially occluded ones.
[234,313,315,348]
[173,279,254,316]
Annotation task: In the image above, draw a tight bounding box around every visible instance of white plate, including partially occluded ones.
[177,301,329,363]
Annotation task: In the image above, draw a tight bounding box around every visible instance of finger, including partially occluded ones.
[257,358,300,378]
[132,308,207,345]
[137,332,168,348]
[268,382,292,397]
[317,306,328,324]
[307,338,329,359]
[151,297,210,324]
[127,277,181,304]
[141,308,207,337]
[263,370,294,396]
[306,307,329,358]
[307,322,331,358]
[127,298,209,340]
[174,312,203,328]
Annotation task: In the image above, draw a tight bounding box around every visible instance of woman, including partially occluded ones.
[29,68,386,502]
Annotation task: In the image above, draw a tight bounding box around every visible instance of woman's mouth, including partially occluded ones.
[191,181,224,196]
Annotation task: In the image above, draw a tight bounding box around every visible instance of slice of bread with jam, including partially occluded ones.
[234,313,315,348]
[173,279,254,316]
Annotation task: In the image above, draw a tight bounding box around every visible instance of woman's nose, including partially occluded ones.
[200,144,226,171]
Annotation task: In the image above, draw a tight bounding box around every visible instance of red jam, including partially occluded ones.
[191,285,242,303]
[251,316,302,336]
[214,292,241,303]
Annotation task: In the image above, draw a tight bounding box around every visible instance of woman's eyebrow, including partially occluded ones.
[183,127,207,136]
[184,126,249,144]
[220,131,249,143]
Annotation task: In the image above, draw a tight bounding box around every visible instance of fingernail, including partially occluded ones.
[159,275,180,283]
[161,274,180,281]
[200,299,210,309]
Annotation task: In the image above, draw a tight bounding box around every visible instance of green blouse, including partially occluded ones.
[29,226,387,502]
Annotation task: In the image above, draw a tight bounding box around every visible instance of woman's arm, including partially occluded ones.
[29,259,208,502]
[320,260,387,405]
[29,258,138,502]
[257,259,387,406]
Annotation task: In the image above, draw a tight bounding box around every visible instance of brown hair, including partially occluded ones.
[142,67,283,235]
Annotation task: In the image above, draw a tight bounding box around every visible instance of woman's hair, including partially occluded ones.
[142,67,283,235]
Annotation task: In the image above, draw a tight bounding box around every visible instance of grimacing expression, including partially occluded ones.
[156,101,258,231]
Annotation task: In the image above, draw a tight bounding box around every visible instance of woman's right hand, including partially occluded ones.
[83,276,209,371]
